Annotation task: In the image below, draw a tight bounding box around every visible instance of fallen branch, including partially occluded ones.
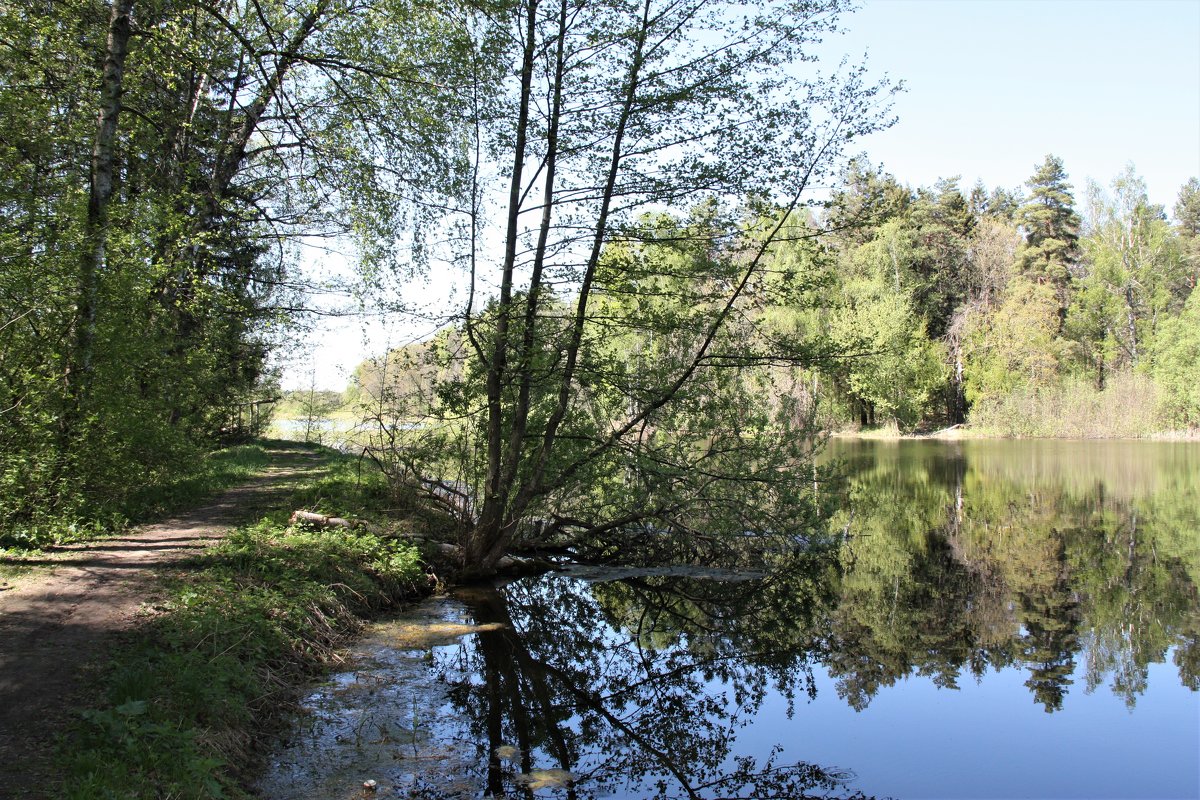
[289,510,362,529]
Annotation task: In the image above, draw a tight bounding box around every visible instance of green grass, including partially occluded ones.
[0,442,277,551]
[57,448,430,799]
[120,442,276,520]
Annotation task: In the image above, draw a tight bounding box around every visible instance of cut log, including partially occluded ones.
[289,510,361,529]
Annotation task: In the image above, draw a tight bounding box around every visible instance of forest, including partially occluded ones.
[2,0,1198,573]
[352,159,1200,438]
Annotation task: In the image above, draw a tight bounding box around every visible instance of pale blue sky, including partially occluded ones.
[283,0,1200,390]
[836,0,1200,208]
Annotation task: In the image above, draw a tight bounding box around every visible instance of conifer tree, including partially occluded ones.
[1175,177,1200,289]
[1014,155,1082,318]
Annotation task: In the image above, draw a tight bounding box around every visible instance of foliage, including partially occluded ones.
[437,561,876,799]
[822,440,1200,711]
[0,0,464,540]
[354,165,1200,576]
[965,371,1165,439]
[655,166,1195,442]
[1069,167,1187,379]
[962,276,1065,406]
[418,437,1200,796]
[826,270,947,428]
[1147,288,1200,427]
[1013,154,1082,313]
[358,0,897,574]
[0,441,272,550]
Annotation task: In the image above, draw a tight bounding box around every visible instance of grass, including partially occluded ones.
[56,445,431,799]
[967,372,1170,439]
[0,442,276,552]
[120,442,276,520]
[836,372,1200,441]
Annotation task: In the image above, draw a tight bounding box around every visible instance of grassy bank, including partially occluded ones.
[58,446,431,799]
[836,426,1200,441]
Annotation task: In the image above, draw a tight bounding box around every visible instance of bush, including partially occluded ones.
[1,442,273,550]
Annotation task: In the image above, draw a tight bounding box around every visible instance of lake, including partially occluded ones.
[257,439,1200,800]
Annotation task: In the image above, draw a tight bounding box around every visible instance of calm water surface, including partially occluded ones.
[258,440,1200,800]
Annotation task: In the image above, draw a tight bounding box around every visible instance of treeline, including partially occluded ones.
[352,156,1199,443]
[0,0,462,542]
[801,157,1199,435]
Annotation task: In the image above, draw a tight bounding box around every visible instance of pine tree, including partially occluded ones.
[1175,177,1200,290]
[1014,155,1082,318]
[1175,177,1200,237]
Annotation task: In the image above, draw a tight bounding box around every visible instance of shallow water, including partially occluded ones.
[257,440,1200,800]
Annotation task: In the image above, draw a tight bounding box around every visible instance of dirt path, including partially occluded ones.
[0,443,321,799]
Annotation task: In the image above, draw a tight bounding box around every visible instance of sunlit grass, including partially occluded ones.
[0,442,278,552]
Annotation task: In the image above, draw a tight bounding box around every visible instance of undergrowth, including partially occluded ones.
[968,371,1168,438]
[0,442,275,550]
[58,447,428,799]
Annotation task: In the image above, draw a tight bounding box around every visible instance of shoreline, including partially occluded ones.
[831,426,1200,442]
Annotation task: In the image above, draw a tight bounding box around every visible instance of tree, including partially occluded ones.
[962,277,1065,408]
[1175,177,1200,238]
[1067,167,1186,382]
[946,214,1022,421]
[908,177,974,341]
[829,277,946,429]
[1147,288,1200,427]
[373,0,896,575]
[824,160,911,247]
[822,219,947,427]
[1014,154,1082,319]
[0,0,466,539]
[1175,177,1200,290]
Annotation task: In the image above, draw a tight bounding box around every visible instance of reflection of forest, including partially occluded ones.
[429,443,1198,798]
[825,440,1200,711]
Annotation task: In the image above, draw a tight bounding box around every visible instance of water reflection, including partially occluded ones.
[435,441,1199,796]
[447,564,873,800]
[260,440,1200,798]
[822,440,1200,712]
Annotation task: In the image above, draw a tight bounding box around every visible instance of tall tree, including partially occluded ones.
[375,0,896,575]
[1014,154,1081,319]
[1067,167,1185,381]
[0,0,467,538]
[1147,289,1200,427]
[1174,177,1200,290]
[71,0,133,409]
[962,276,1065,409]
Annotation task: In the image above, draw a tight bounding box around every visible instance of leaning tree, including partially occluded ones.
[366,0,897,575]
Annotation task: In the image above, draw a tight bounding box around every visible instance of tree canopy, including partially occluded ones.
[348,0,898,575]
[0,0,465,542]
[5,0,1198,568]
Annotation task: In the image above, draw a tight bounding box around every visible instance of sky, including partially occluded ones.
[278,0,1200,391]
[835,0,1200,207]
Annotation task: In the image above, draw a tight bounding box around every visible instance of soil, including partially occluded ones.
[0,443,320,799]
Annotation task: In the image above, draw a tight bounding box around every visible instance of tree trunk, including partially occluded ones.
[1124,283,1139,366]
[474,0,540,566]
[71,0,134,412]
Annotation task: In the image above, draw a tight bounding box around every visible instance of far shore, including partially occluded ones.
[832,425,1200,442]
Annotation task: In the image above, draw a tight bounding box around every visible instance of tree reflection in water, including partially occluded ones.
[821,440,1200,714]
[399,441,1199,797]
[436,560,876,800]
